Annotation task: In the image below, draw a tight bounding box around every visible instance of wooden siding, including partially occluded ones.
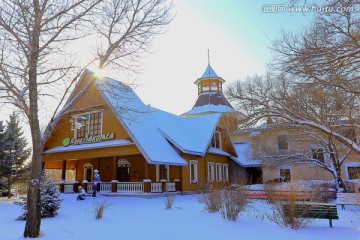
[181,153,231,192]
[44,75,131,151]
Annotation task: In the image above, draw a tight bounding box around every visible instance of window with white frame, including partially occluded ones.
[208,162,214,182]
[216,163,222,181]
[277,135,289,151]
[311,147,325,163]
[279,167,291,181]
[223,164,229,182]
[74,111,102,138]
[190,161,198,184]
[156,165,169,182]
[211,131,222,149]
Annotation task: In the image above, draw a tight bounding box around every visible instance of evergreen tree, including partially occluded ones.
[17,172,62,220]
[0,112,31,198]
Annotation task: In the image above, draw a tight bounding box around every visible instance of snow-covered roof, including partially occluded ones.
[194,64,225,84]
[207,147,232,157]
[232,143,262,167]
[200,64,219,78]
[156,111,222,155]
[44,139,133,154]
[97,78,188,166]
[182,104,237,116]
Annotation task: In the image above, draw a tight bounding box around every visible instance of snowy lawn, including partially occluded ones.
[0,194,359,240]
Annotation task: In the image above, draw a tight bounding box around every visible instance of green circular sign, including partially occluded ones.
[62,137,71,147]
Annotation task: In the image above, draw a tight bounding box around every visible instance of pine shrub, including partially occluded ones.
[17,173,62,220]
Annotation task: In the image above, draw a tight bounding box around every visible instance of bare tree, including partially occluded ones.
[259,126,352,190]
[227,0,360,162]
[272,0,360,93]
[0,0,172,237]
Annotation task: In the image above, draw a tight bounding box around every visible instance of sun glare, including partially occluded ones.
[92,67,106,79]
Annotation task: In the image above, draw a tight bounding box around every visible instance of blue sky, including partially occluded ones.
[135,0,315,115]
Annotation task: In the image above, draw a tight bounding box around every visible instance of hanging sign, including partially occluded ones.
[62,133,115,147]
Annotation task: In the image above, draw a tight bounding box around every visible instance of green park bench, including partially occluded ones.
[283,203,339,228]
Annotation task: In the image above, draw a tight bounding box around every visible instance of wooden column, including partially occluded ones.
[179,166,183,192]
[113,156,117,180]
[144,161,149,179]
[61,160,67,181]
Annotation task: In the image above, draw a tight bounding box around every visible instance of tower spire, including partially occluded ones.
[207,49,210,65]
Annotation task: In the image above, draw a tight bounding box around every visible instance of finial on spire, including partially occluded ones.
[207,49,210,65]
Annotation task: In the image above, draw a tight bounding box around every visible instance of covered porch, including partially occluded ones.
[44,151,183,194]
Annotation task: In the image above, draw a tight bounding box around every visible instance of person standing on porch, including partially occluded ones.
[92,169,101,197]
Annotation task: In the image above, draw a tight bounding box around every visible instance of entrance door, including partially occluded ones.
[117,167,129,182]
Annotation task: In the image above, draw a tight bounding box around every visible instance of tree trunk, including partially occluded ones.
[7,175,11,200]
[24,1,42,237]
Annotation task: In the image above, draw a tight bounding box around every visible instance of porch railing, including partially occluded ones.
[166,182,176,192]
[117,182,144,192]
[58,181,177,194]
[151,182,162,193]
[64,184,73,193]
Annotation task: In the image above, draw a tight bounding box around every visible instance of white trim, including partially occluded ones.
[208,162,214,182]
[216,163,222,182]
[223,164,229,182]
[345,162,360,179]
[211,131,222,149]
[190,160,198,184]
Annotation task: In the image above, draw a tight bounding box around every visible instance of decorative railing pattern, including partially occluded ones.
[64,184,73,193]
[166,182,176,192]
[151,182,162,193]
[117,182,144,192]
[87,183,93,193]
[58,181,177,194]
[100,182,112,192]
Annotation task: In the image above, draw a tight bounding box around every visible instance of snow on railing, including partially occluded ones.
[117,182,144,192]
[151,182,162,193]
[166,182,176,192]
[64,184,73,193]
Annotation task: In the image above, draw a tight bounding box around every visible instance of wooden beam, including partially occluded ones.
[113,156,117,180]
[61,160,66,181]
[145,161,149,179]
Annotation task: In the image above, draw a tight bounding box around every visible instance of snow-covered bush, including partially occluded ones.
[264,181,319,229]
[198,183,222,213]
[17,173,62,220]
[219,188,250,221]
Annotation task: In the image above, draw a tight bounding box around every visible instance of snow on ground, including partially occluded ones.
[0,194,359,240]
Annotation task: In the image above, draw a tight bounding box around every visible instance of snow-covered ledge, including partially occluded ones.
[143,179,151,182]
[160,179,167,182]
[82,180,89,183]
[72,180,79,183]
[111,180,119,183]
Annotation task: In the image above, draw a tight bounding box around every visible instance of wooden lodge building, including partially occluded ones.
[44,62,360,195]
[43,64,254,194]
